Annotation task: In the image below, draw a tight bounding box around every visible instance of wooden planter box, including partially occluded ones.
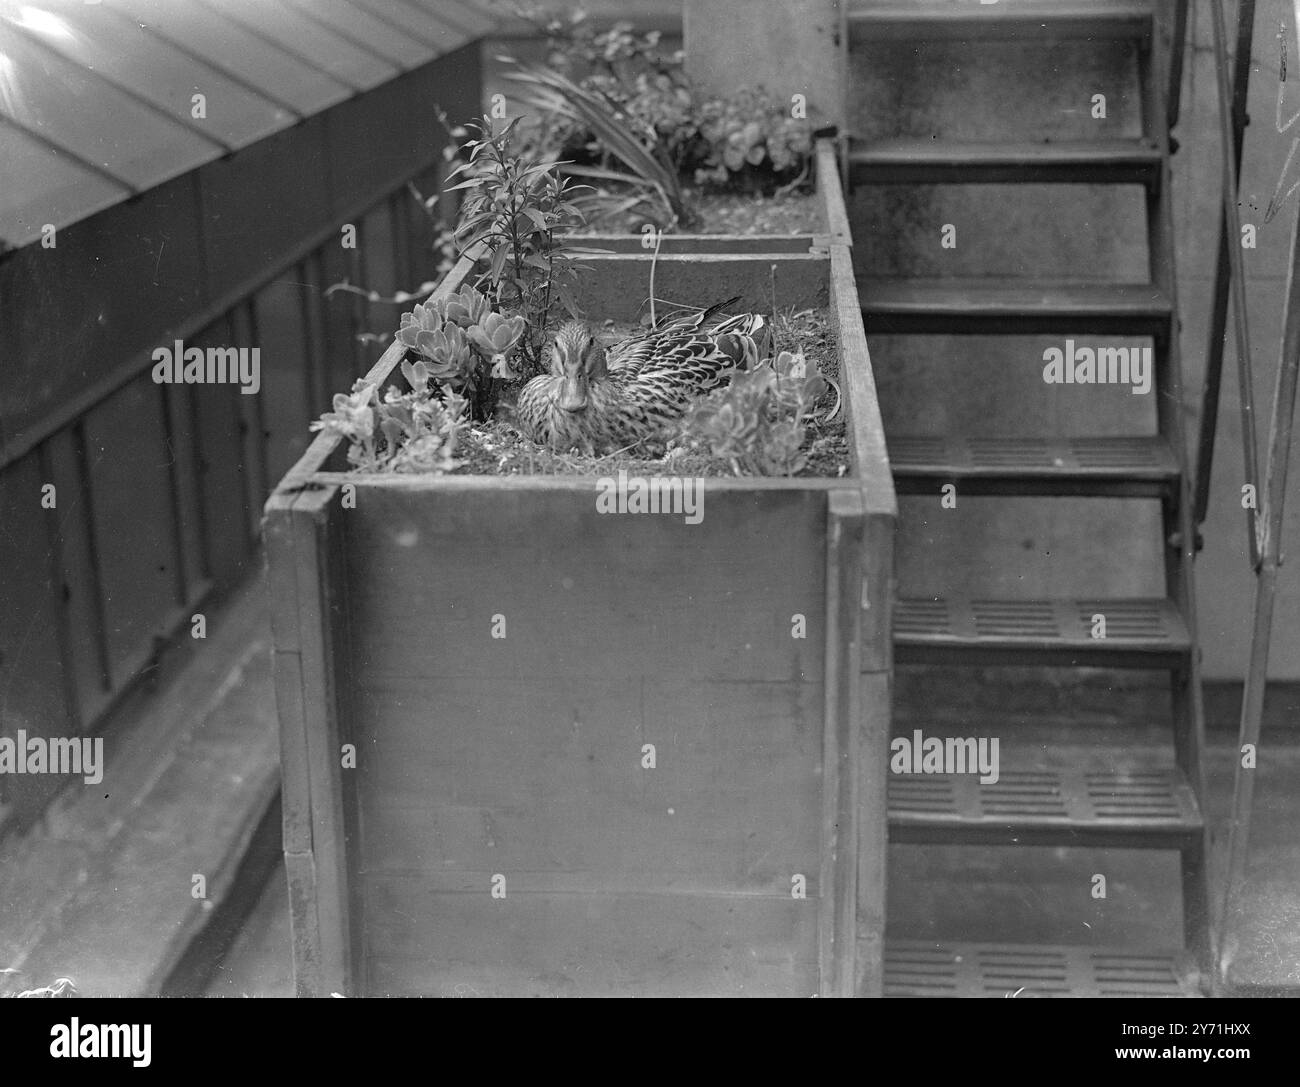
[264,219,894,997]
[563,140,852,318]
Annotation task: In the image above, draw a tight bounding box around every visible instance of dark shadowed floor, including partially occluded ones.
[207,717,1300,997]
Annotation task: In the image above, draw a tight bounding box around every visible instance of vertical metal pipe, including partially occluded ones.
[1214,1,1262,565]
[1195,1,1257,531]
[1166,0,1190,129]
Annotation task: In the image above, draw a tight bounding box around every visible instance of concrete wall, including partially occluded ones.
[684,0,844,128]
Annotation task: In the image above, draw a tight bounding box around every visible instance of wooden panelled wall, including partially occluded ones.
[0,44,482,830]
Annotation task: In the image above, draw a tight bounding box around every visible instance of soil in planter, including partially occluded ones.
[580,189,820,236]
[453,308,849,479]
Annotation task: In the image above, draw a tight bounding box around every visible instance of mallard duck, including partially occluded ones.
[516,299,767,452]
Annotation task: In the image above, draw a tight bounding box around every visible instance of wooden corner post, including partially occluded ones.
[265,482,353,997]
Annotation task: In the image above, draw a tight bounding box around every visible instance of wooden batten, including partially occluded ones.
[816,139,854,249]
[821,489,867,996]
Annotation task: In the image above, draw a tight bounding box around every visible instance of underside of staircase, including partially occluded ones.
[847,0,1209,997]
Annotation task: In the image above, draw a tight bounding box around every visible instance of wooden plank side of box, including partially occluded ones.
[365,886,819,997]
[573,253,828,321]
[336,482,832,995]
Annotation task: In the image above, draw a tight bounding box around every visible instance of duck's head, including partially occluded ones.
[550,320,608,412]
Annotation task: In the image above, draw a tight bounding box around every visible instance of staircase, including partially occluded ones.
[845,0,1209,995]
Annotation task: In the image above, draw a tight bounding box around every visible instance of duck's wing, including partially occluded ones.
[606,299,747,375]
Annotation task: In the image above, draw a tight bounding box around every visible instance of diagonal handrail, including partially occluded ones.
[1215,0,1300,993]
[1217,175,1300,994]
[1194,1,1260,565]
[1218,0,1262,563]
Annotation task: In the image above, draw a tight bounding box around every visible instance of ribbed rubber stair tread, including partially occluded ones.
[889,763,1202,847]
[895,596,1191,666]
[850,138,1162,185]
[885,941,1196,997]
[889,435,1178,495]
[849,1,1152,42]
[859,278,1172,334]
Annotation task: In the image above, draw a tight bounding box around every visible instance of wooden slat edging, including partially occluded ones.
[860,512,895,675]
[563,234,815,254]
[816,139,852,247]
[856,669,890,997]
[284,849,324,998]
[271,648,313,856]
[822,489,866,996]
[830,244,895,517]
[265,500,316,860]
[288,484,351,997]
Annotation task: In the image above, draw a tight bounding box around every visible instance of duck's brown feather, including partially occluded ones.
[517,305,766,452]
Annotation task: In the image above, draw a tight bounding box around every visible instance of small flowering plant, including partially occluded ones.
[683,349,827,476]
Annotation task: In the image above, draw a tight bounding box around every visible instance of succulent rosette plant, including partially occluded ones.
[682,347,829,476]
[443,286,492,328]
[467,312,528,379]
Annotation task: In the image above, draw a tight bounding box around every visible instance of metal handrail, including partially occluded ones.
[1167,0,1190,130]
[1194,0,1260,564]
[1217,182,1300,994]
[1215,0,1300,993]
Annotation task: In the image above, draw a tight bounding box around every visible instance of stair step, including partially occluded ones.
[860,278,1172,335]
[849,1,1153,43]
[889,435,1178,496]
[885,941,1197,997]
[895,596,1191,667]
[849,138,1163,186]
[889,763,1202,848]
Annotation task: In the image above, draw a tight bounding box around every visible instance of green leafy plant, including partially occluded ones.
[448,115,594,380]
[310,367,469,475]
[501,5,818,216]
[691,88,816,193]
[505,59,692,228]
[683,349,828,475]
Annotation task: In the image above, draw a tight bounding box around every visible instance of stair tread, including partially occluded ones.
[851,137,1162,184]
[889,435,1179,494]
[849,1,1153,42]
[861,278,1171,316]
[885,940,1197,997]
[860,279,1172,335]
[889,761,1203,846]
[895,595,1191,666]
